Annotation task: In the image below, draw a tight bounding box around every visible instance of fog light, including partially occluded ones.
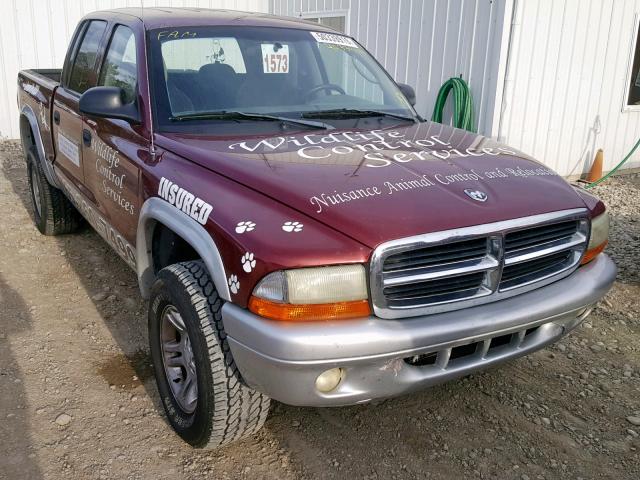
[315,368,344,393]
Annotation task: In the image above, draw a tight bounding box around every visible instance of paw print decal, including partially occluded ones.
[282,221,303,233]
[235,221,256,234]
[228,274,240,294]
[241,252,256,273]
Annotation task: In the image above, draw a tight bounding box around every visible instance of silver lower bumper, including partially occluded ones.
[223,254,616,407]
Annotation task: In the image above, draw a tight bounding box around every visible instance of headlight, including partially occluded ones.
[581,210,609,264]
[249,265,370,321]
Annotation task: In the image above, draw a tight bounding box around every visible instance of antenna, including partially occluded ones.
[141,0,157,158]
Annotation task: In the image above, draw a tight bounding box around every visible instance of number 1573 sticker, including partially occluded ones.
[261,44,289,73]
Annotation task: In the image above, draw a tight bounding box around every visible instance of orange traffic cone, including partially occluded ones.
[587,149,603,183]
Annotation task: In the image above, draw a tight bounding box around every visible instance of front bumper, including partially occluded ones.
[223,254,616,407]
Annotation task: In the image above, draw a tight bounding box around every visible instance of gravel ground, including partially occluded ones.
[0,139,639,480]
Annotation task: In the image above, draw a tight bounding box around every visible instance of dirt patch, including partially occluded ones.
[96,350,154,390]
[1,139,639,479]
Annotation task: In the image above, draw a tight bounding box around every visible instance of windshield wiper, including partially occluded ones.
[302,108,417,123]
[170,110,334,130]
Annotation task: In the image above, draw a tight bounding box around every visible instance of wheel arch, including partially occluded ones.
[19,105,60,188]
[137,197,231,301]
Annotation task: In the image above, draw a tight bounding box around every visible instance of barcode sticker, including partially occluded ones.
[261,44,289,73]
[310,31,359,48]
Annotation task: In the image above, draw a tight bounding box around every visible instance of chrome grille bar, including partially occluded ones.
[370,209,590,319]
[504,236,585,265]
[384,256,499,286]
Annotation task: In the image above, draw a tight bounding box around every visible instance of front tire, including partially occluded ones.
[149,261,270,448]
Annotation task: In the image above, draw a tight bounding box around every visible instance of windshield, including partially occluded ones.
[149,26,416,133]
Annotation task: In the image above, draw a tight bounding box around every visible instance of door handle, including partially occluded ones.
[82,129,92,147]
[53,111,60,124]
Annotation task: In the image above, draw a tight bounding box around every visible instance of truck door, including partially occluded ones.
[81,24,144,249]
[52,20,107,188]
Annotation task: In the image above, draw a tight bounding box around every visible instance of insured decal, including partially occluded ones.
[157,177,213,225]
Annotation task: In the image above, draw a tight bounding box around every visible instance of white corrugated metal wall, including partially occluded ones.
[499,0,640,175]
[0,0,269,139]
[5,0,638,176]
[269,0,512,136]
[273,0,640,176]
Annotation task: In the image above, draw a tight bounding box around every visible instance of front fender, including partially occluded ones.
[136,197,231,300]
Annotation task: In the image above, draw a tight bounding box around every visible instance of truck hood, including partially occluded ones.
[157,121,586,248]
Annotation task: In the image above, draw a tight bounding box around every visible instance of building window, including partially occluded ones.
[303,15,346,33]
[627,17,640,106]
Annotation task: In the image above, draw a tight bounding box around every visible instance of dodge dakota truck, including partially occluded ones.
[17,8,616,449]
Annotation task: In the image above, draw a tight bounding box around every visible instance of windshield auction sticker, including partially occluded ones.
[310,31,359,48]
[261,44,289,73]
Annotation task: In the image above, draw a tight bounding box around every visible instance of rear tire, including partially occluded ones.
[26,146,82,235]
[149,260,270,448]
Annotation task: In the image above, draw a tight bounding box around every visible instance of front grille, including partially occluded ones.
[500,250,573,290]
[504,220,579,251]
[500,219,587,292]
[383,238,488,272]
[381,237,492,307]
[370,209,589,319]
[383,271,486,304]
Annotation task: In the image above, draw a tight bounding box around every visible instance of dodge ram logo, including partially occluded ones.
[464,189,488,202]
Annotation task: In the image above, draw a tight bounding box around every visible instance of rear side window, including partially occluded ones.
[67,20,107,94]
[98,26,137,103]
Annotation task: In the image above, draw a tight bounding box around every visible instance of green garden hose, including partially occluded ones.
[431,78,635,186]
[431,77,476,133]
[585,137,640,188]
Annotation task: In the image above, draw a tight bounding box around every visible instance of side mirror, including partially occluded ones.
[397,83,416,106]
[79,86,140,124]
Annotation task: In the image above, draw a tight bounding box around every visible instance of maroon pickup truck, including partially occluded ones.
[18,8,615,449]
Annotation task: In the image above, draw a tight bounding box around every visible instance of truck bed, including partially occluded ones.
[20,69,62,90]
[17,68,62,166]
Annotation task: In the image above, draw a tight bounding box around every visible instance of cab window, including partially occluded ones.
[67,20,107,94]
[149,26,415,133]
[98,26,138,103]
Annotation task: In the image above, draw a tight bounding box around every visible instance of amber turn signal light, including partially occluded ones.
[581,210,609,265]
[248,296,371,322]
[581,241,607,265]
